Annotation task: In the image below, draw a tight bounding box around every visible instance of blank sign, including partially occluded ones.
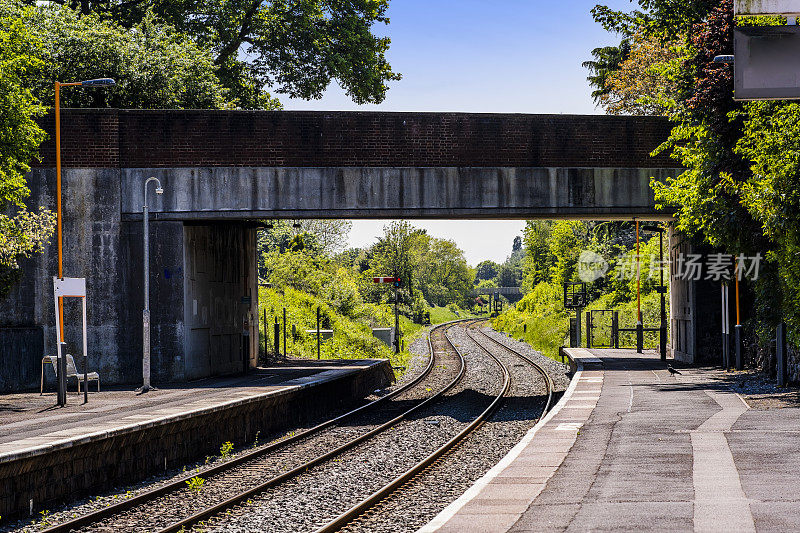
[735,26,800,100]
[735,0,800,15]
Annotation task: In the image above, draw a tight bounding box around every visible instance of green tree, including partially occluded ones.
[475,260,499,282]
[583,40,631,104]
[585,0,716,102]
[19,4,233,109]
[600,30,683,115]
[651,1,761,254]
[297,219,352,256]
[370,221,420,299]
[0,6,55,296]
[548,221,590,287]
[497,262,521,288]
[416,237,473,307]
[522,221,553,290]
[31,0,402,109]
[737,101,800,332]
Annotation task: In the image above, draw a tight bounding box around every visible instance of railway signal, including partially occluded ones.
[374,276,402,353]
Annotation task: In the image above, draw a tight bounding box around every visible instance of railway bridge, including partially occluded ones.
[1,110,699,392]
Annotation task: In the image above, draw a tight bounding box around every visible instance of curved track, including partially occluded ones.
[41,320,468,533]
[315,320,554,533]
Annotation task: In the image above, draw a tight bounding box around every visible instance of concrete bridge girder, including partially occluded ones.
[121,166,678,221]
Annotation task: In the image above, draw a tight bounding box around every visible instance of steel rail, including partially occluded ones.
[314,319,513,533]
[470,322,555,418]
[42,320,464,533]
[154,320,470,533]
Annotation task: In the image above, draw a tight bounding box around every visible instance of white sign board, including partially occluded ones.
[735,0,800,15]
[54,277,86,298]
[735,26,800,100]
[53,277,88,381]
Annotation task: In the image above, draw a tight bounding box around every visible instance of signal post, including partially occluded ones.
[374,276,402,353]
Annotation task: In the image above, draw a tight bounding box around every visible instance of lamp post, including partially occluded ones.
[54,78,115,407]
[140,176,163,393]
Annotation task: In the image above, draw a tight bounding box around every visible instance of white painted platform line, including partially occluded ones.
[692,389,754,533]
[417,357,591,533]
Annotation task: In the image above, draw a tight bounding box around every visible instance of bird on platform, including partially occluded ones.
[667,365,682,375]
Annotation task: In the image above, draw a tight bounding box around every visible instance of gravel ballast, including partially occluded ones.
[339,324,569,533]
[203,322,504,533]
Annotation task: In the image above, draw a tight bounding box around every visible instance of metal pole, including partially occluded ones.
[735,264,743,370]
[636,220,643,354]
[317,306,321,360]
[659,230,667,360]
[58,343,67,406]
[636,321,644,353]
[142,198,151,392]
[722,283,729,369]
[263,308,267,359]
[576,310,582,348]
[53,79,113,405]
[613,311,619,349]
[394,287,400,354]
[735,324,743,370]
[141,177,162,392]
[54,82,65,407]
[585,311,592,349]
[55,82,64,343]
[274,316,279,357]
[777,322,786,387]
[636,220,641,323]
[283,307,287,359]
[82,295,88,404]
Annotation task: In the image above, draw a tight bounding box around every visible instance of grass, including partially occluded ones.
[258,286,419,371]
[427,305,476,324]
[256,287,478,376]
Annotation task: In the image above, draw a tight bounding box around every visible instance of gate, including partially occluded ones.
[587,310,617,348]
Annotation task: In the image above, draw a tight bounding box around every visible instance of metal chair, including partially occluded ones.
[40,355,100,394]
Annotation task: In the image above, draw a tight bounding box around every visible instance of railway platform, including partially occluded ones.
[422,348,800,532]
[0,358,392,520]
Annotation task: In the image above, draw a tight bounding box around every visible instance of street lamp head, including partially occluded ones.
[155,187,164,195]
[81,78,116,87]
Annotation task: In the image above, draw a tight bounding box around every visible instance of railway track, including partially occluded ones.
[316,320,554,533]
[41,320,469,533]
[39,319,557,533]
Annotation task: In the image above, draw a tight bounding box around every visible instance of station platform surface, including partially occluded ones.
[422,348,800,533]
[0,359,385,458]
[0,358,392,519]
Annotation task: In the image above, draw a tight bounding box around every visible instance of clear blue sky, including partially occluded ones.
[281,1,631,266]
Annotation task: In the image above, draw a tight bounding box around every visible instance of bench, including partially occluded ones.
[40,354,100,394]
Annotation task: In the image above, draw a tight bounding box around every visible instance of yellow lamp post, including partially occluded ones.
[54,78,115,406]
